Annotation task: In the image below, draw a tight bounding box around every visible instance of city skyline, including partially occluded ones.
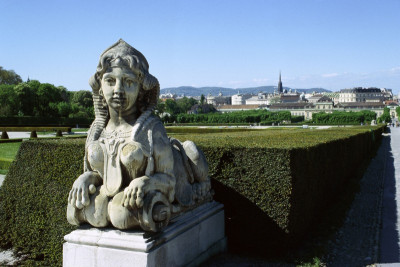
[1,0,399,94]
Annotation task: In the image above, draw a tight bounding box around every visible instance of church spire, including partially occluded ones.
[278,71,283,94]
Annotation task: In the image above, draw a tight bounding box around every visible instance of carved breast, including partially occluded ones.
[87,138,147,182]
[120,141,147,178]
[87,141,104,176]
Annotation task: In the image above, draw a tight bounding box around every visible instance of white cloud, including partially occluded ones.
[389,66,400,73]
[321,73,339,78]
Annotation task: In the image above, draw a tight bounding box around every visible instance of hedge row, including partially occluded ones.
[312,110,377,124]
[0,158,12,170]
[177,126,384,252]
[174,110,293,124]
[0,126,385,265]
[0,116,93,127]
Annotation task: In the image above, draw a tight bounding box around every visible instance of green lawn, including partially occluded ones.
[0,142,22,174]
[0,142,22,159]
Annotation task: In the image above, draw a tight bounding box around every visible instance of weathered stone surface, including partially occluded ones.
[67,39,213,232]
[63,202,226,267]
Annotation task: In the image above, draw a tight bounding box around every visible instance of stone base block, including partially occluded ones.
[63,201,226,267]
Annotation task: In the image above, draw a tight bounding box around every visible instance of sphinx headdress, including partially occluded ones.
[85,39,160,153]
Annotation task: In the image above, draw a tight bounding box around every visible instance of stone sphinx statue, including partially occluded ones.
[67,39,212,232]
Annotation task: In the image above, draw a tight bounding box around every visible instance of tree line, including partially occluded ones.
[0,67,93,120]
[312,110,377,124]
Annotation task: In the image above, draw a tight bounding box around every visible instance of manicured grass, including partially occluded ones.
[0,142,21,173]
[170,126,381,149]
[0,142,22,160]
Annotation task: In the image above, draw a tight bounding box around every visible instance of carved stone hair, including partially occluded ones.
[86,39,160,147]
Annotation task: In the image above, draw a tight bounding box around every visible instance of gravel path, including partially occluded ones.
[321,126,400,266]
[321,131,390,266]
[379,125,400,265]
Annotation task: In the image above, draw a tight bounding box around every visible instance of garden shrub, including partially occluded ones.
[0,126,385,264]
[0,139,83,265]
[312,110,377,124]
[0,158,12,170]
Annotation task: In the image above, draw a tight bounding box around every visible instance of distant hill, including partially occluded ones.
[161,86,331,97]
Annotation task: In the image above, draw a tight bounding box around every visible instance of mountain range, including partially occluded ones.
[160,86,332,97]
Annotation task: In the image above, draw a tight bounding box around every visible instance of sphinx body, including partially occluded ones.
[67,40,212,232]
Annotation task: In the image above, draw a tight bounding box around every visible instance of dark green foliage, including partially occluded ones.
[30,130,38,138]
[174,126,385,253]
[0,158,12,169]
[291,115,305,123]
[0,139,84,265]
[0,78,94,122]
[0,84,19,116]
[0,126,385,264]
[0,66,22,85]
[396,106,400,118]
[0,116,92,127]
[170,109,292,124]
[312,110,377,124]
[378,107,391,123]
[1,131,9,139]
[0,139,22,144]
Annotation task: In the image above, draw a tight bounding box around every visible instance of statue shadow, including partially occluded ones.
[379,130,400,263]
[211,179,291,259]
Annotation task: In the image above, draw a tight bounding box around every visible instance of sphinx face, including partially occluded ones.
[101,67,140,114]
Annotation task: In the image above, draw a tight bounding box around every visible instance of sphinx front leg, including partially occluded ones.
[67,186,110,228]
[108,192,140,229]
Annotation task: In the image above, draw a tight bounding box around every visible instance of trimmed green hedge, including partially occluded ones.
[0,158,12,170]
[312,110,377,124]
[0,139,83,265]
[172,126,385,253]
[0,126,385,264]
[0,116,93,127]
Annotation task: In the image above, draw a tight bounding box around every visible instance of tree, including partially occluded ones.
[36,83,63,116]
[378,107,391,123]
[200,94,205,105]
[0,66,22,85]
[155,99,166,115]
[165,99,180,115]
[14,83,36,116]
[176,97,198,114]
[71,90,93,108]
[57,86,69,102]
[0,84,19,116]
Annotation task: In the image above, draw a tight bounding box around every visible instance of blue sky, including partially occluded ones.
[1,0,399,94]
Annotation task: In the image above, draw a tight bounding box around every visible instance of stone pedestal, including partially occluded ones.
[63,201,226,267]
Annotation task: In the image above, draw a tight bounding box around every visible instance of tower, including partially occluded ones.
[277,72,283,94]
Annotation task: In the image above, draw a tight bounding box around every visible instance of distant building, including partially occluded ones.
[336,102,386,117]
[216,104,262,113]
[159,92,176,101]
[280,93,300,103]
[269,102,315,120]
[245,92,270,105]
[315,96,334,111]
[323,92,340,105]
[307,94,324,103]
[206,92,231,106]
[381,88,393,101]
[231,92,252,105]
[269,100,393,121]
[338,87,384,103]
